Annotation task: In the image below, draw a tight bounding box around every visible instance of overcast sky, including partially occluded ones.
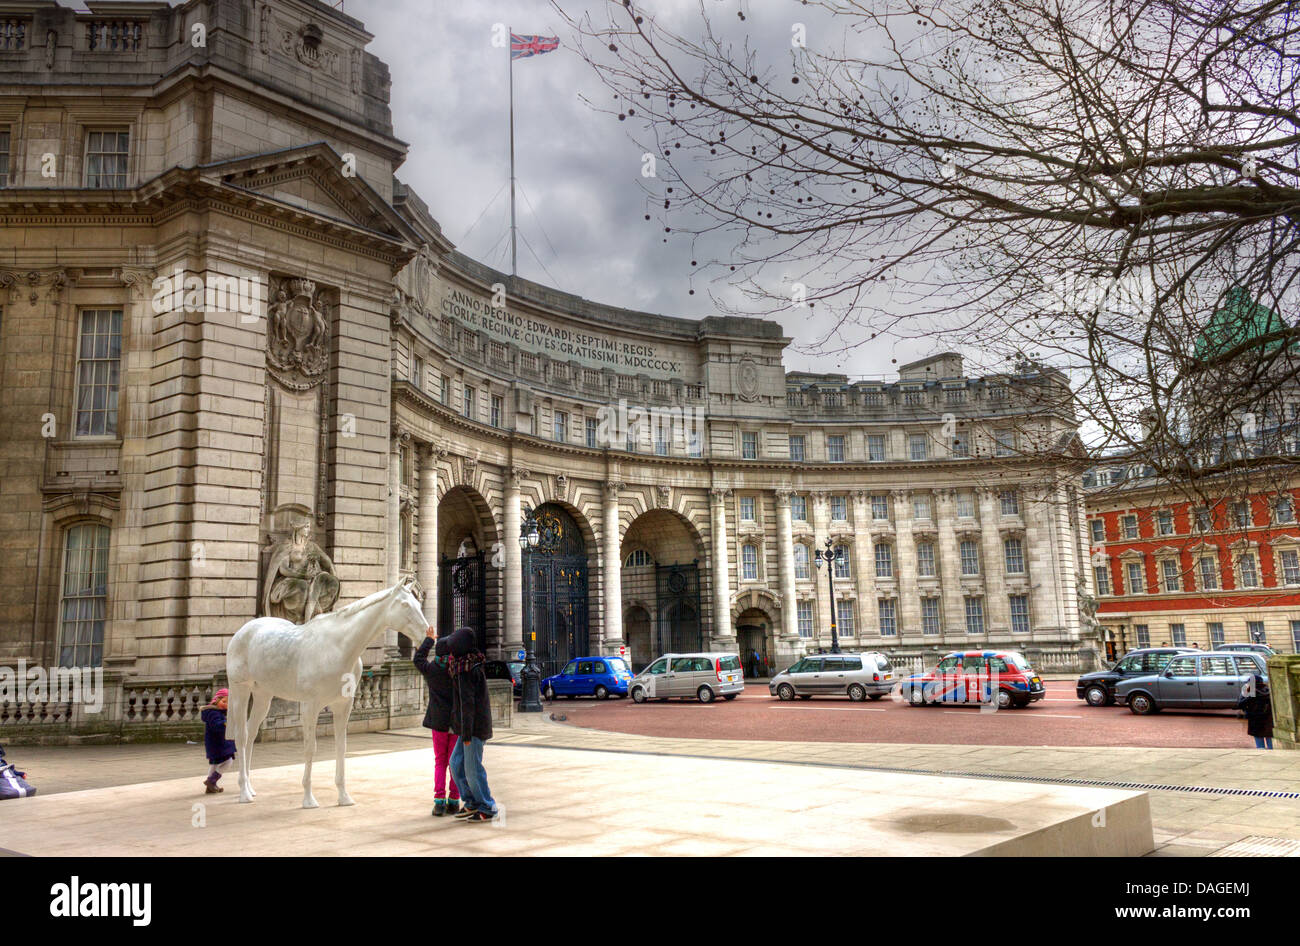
[353,0,939,378]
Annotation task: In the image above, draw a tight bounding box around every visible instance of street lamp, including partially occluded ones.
[517,508,543,712]
[813,536,845,655]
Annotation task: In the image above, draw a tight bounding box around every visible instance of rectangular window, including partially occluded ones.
[741,544,759,581]
[871,495,889,520]
[830,495,848,522]
[1003,537,1025,574]
[462,385,475,420]
[794,544,810,580]
[1161,559,1181,593]
[440,375,450,405]
[1209,622,1225,648]
[1234,501,1252,528]
[878,599,898,637]
[411,354,423,389]
[1292,620,1300,653]
[58,523,110,667]
[1239,553,1259,588]
[836,600,855,637]
[1248,621,1266,644]
[956,491,975,518]
[908,433,928,461]
[790,494,807,522]
[826,435,845,462]
[75,309,123,437]
[1009,595,1029,633]
[0,126,9,187]
[739,496,756,521]
[833,548,851,579]
[688,431,702,457]
[789,434,805,462]
[921,598,940,635]
[867,434,886,461]
[1195,507,1212,531]
[916,542,936,577]
[999,490,1019,516]
[959,540,980,576]
[797,600,814,638]
[1282,549,1300,584]
[912,495,931,520]
[952,432,969,458]
[964,597,985,634]
[994,429,1015,457]
[1122,515,1138,539]
[1171,623,1187,647]
[585,416,598,448]
[1090,519,1106,544]
[875,544,893,579]
[1094,564,1111,595]
[1135,624,1150,648]
[1125,560,1145,594]
[85,128,130,188]
[742,431,758,459]
[655,435,669,456]
[1277,497,1295,523]
[491,395,504,429]
[1199,556,1219,590]
[553,411,568,442]
[1157,510,1174,535]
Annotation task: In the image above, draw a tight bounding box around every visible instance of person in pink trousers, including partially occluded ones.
[413,628,461,815]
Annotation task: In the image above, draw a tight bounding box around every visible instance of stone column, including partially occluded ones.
[385,428,408,655]
[418,444,443,627]
[1025,480,1065,638]
[935,489,965,640]
[774,489,798,643]
[504,468,526,651]
[710,487,735,646]
[894,489,921,642]
[978,488,1010,635]
[810,490,833,649]
[851,491,876,635]
[603,481,625,653]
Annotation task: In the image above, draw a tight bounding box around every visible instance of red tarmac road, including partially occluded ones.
[550,681,1254,749]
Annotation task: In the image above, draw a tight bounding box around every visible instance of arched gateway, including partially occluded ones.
[524,504,591,677]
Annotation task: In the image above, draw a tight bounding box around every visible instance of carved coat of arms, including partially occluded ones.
[268,277,329,389]
[736,355,760,402]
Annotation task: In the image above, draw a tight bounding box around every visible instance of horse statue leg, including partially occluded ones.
[227,683,253,804]
[242,689,273,799]
[329,695,355,806]
[300,700,320,808]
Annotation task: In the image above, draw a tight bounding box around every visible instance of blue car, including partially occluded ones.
[542,657,633,700]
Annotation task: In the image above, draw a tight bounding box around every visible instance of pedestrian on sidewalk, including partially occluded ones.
[413,626,462,817]
[1238,673,1274,749]
[446,626,499,823]
[200,688,236,794]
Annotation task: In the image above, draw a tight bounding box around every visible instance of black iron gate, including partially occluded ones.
[440,551,487,652]
[656,560,702,654]
[524,505,589,678]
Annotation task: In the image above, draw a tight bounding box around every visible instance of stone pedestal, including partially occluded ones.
[1267,654,1300,751]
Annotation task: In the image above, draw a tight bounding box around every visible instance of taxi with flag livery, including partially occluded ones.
[898,650,1046,709]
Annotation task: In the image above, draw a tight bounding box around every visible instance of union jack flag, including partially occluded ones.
[511,33,559,60]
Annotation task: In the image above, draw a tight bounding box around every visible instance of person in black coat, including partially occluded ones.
[1239,673,1274,749]
[413,629,462,815]
[200,688,236,794]
[446,627,498,821]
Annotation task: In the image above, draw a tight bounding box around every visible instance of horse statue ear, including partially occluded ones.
[400,574,425,602]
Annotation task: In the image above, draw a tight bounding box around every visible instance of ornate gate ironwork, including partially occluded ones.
[440,550,486,653]
[656,560,702,654]
[524,505,589,678]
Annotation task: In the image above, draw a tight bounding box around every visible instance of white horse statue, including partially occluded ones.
[225,578,427,808]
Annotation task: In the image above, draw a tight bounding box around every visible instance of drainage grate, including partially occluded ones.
[1209,835,1300,856]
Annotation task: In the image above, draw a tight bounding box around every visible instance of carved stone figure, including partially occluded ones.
[263,517,340,623]
[267,276,329,389]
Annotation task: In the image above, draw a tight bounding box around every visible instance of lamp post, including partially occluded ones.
[813,536,845,655]
[518,508,543,712]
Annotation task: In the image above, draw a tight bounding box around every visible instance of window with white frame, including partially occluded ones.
[1292,620,1300,652]
[1248,621,1266,644]
[491,395,503,429]
[58,523,110,667]
[1171,623,1187,646]
[836,600,855,637]
[956,491,975,518]
[952,432,969,458]
[624,549,653,567]
[1238,552,1259,588]
[789,435,805,462]
[462,385,475,420]
[1161,558,1181,592]
[1233,501,1252,528]
[875,543,893,578]
[871,495,889,520]
[75,309,123,437]
[1122,515,1138,539]
[867,434,886,461]
[742,431,758,459]
[959,539,980,576]
[1125,560,1145,594]
[0,126,9,187]
[1157,509,1174,535]
[1281,548,1300,584]
[85,128,129,188]
[797,600,814,638]
[1009,595,1029,633]
[1209,622,1225,648]
[739,496,756,521]
[791,494,808,522]
[916,542,936,577]
[827,435,845,462]
[999,490,1019,516]
[585,416,598,447]
[553,410,568,442]
[878,598,897,637]
[440,374,450,405]
[964,596,985,634]
[1136,624,1151,648]
[741,544,759,580]
[921,597,940,634]
[908,433,928,461]
[1195,507,1212,531]
[411,354,423,389]
[833,547,851,579]
[912,494,931,520]
[1199,555,1219,590]
[994,429,1015,457]
[1003,537,1025,574]
[794,543,810,580]
[1090,519,1106,544]
[1094,564,1111,595]
[1277,497,1295,523]
[830,495,848,522]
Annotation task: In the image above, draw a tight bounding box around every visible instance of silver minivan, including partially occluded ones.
[768,652,895,701]
[1115,651,1265,715]
[629,653,744,704]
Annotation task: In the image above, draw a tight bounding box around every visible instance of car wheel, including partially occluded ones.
[595,685,609,700]
[848,683,867,702]
[697,686,716,704]
[1084,684,1111,707]
[777,683,795,701]
[631,686,646,704]
[798,694,813,700]
[908,687,926,706]
[995,689,1013,710]
[1129,693,1158,715]
[544,685,555,700]
[723,694,738,701]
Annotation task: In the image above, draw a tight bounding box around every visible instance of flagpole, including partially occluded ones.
[509,28,518,277]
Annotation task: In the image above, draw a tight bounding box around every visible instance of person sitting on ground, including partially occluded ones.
[446,627,498,823]
[201,688,236,794]
[0,744,35,799]
[413,627,462,817]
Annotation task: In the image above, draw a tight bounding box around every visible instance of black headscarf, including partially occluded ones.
[447,627,476,658]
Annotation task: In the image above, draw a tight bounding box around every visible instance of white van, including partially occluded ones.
[629,653,744,704]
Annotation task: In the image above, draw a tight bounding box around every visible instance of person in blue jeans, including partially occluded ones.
[445,627,498,822]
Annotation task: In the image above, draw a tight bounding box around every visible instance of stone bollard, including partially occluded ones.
[1267,654,1300,751]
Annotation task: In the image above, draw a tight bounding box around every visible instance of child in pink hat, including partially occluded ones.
[201,688,236,793]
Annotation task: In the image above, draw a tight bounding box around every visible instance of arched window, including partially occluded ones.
[624,549,653,568]
[793,543,810,580]
[741,544,759,581]
[59,523,110,667]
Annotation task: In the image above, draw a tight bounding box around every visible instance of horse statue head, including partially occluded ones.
[385,575,428,643]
